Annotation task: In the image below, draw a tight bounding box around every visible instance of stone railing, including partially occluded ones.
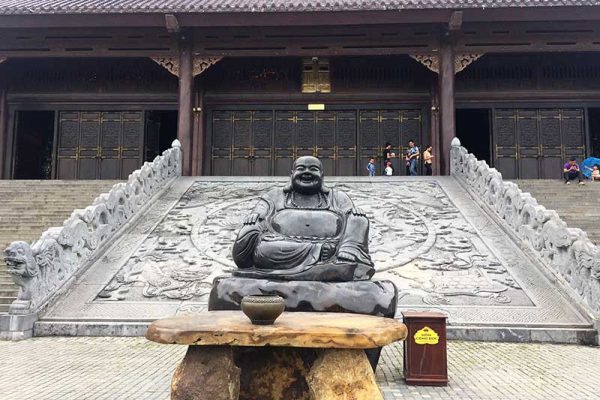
[1,141,181,339]
[450,138,600,320]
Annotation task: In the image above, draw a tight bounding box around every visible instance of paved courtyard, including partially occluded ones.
[0,338,598,400]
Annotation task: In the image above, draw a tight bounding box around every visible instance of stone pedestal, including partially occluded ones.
[146,311,407,400]
[209,277,398,318]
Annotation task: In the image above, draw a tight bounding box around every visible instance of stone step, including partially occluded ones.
[0,304,9,313]
[0,297,16,304]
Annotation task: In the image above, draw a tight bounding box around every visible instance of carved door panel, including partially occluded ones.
[315,111,336,176]
[561,109,586,166]
[56,112,82,180]
[402,110,423,175]
[358,111,380,175]
[274,111,296,176]
[516,109,540,179]
[78,112,101,179]
[296,111,316,158]
[232,111,252,176]
[56,111,144,179]
[252,111,273,176]
[493,109,518,179]
[539,109,563,179]
[98,112,121,179]
[119,112,144,179]
[335,111,358,176]
[211,111,234,176]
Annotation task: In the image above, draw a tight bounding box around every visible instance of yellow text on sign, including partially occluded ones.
[308,103,325,111]
[414,326,439,345]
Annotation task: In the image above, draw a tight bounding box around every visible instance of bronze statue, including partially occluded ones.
[232,156,374,281]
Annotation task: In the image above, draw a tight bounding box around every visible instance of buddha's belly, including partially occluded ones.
[271,209,342,238]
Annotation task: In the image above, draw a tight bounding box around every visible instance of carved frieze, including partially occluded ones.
[151,56,223,77]
[97,180,529,308]
[410,53,483,74]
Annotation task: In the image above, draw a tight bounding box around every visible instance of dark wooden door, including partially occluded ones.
[358,109,423,176]
[56,111,144,179]
[208,107,423,176]
[492,108,586,179]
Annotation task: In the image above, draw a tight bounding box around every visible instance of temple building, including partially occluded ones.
[1,0,600,179]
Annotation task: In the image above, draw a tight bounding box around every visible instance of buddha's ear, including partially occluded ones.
[283,183,293,193]
[321,184,330,194]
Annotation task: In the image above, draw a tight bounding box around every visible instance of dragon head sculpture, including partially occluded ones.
[4,241,38,278]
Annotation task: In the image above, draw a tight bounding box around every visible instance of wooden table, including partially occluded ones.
[146,311,407,400]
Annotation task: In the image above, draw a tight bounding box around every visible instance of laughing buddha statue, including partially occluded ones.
[232,156,374,282]
[209,156,398,343]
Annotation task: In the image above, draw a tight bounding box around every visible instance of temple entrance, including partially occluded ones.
[13,111,55,179]
[491,108,586,179]
[589,108,600,158]
[56,111,145,179]
[206,107,424,176]
[145,110,178,162]
[456,109,492,165]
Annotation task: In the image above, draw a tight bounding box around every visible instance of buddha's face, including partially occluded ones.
[291,156,324,195]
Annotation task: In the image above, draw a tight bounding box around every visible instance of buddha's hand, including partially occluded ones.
[350,207,367,217]
[242,213,262,225]
[320,242,336,261]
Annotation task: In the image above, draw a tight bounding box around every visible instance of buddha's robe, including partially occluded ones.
[232,187,374,281]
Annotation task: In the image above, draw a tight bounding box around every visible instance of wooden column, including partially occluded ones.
[191,83,205,176]
[177,33,193,176]
[0,88,7,179]
[438,37,455,176]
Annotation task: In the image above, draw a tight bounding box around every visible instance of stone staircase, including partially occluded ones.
[0,180,121,313]
[513,180,600,245]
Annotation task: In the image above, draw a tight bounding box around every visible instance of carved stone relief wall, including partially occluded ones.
[451,139,600,318]
[98,180,531,308]
[3,141,182,316]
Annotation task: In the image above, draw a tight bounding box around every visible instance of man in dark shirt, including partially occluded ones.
[383,142,395,175]
[563,158,585,185]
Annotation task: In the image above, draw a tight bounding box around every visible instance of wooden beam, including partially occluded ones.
[438,36,455,176]
[178,33,193,176]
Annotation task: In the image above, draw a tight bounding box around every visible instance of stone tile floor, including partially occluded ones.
[0,338,599,400]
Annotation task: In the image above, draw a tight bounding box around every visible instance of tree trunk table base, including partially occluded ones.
[146,311,407,400]
[172,346,382,400]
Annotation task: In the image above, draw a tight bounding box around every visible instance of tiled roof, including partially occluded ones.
[0,0,598,15]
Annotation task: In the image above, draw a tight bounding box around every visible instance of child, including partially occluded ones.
[384,160,393,176]
[366,158,376,177]
[585,164,600,181]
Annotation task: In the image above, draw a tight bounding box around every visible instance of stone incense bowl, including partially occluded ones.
[241,294,285,325]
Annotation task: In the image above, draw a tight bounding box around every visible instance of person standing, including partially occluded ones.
[563,158,585,185]
[382,142,395,175]
[407,140,420,176]
[423,145,434,176]
[366,158,376,177]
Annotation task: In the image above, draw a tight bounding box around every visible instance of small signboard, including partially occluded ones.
[308,104,325,111]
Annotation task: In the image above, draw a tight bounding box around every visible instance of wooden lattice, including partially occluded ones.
[410,53,483,74]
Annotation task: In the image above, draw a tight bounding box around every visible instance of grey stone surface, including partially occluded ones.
[1,142,182,340]
[37,176,594,342]
[451,139,600,323]
[1,337,600,400]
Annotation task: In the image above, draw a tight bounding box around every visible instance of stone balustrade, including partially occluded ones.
[1,140,181,339]
[450,138,600,320]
